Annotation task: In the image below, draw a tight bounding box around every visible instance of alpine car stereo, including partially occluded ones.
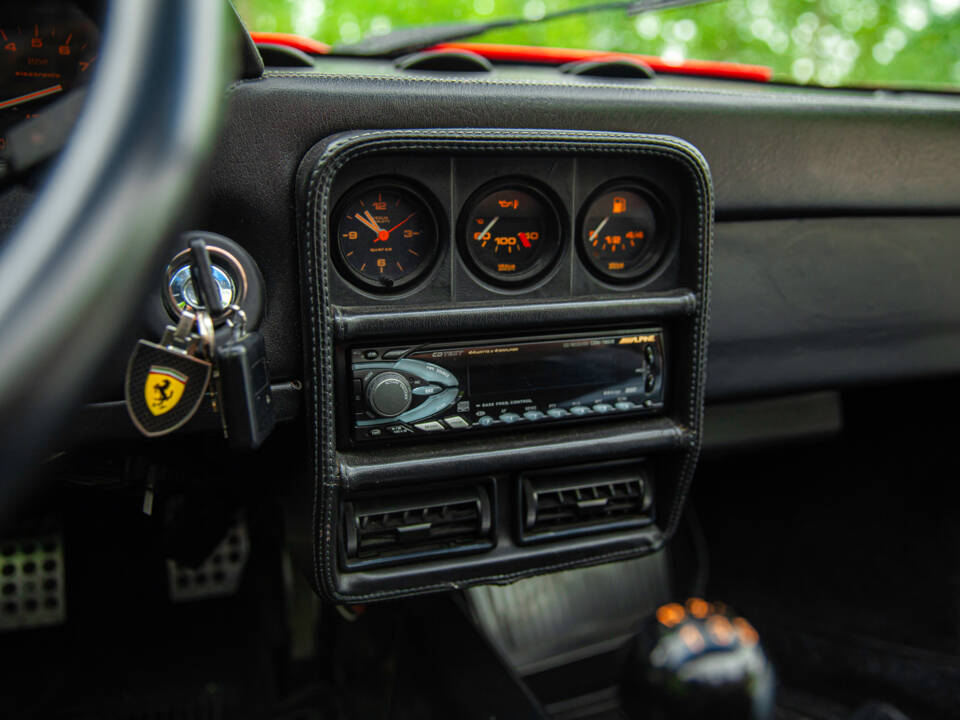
[347,330,666,443]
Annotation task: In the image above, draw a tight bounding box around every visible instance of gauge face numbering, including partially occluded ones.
[334,182,440,292]
[0,8,100,151]
[580,185,666,283]
[460,182,563,287]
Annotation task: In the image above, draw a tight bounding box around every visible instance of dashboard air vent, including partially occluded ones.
[395,49,494,73]
[343,483,494,568]
[255,43,317,68]
[560,57,655,80]
[520,461,654,543]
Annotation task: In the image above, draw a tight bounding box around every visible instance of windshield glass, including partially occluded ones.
[237,0,960,90]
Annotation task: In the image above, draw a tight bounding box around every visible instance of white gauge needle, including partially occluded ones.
[477,216,500,243]
[363,210,384,233]
[354,213,380,234]
[0,84,64,111]
[588,216,610,243]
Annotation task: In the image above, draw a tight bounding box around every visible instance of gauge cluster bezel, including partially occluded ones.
[323,151,683,306]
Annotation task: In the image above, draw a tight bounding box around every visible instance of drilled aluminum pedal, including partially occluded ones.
[167,516,249,602]
[0,533,66,631]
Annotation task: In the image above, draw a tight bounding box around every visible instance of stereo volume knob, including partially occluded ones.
[366,372,413,418]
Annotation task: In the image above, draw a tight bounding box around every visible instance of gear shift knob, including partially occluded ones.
[622,598,775,720]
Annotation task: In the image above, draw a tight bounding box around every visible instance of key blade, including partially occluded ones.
[188,238,225,316]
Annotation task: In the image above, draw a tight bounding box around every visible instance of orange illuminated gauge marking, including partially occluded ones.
[335,182,439,291]
[687,598,711,619]
[656,603,686,628]
[0,10,99,156]
[580,186,662,283]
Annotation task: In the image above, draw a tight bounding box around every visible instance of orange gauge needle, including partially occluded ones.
[0,83,63,110]
[588,216,609,243]
[518,232,531,248]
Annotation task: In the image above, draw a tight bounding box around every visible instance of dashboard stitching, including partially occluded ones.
[246,72,960,110]
[302,129,712,601]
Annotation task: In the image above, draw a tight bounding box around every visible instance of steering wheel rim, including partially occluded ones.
[0,0,231,492]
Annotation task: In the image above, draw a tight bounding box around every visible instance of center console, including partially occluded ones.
[295,129,713,602]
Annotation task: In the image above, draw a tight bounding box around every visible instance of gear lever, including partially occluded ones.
[621,598,776,720]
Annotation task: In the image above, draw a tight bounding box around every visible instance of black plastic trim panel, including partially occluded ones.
[296,129,713,602]
[335,292,696,340]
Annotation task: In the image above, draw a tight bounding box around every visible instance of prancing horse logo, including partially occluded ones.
[144,366,188,416]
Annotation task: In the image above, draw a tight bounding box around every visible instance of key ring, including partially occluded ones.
[223,304,247,334]
[195,309,216,360]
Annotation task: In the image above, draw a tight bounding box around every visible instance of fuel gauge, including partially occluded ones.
[459,180,563,287]
[579,185,667,283]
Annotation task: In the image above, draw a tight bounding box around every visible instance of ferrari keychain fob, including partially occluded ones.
[125,309,215,437]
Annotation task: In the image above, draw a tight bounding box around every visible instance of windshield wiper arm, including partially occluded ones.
[333,0,718,57]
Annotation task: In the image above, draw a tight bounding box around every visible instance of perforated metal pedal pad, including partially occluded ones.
[0,533,66,631]
[167,516,249,602]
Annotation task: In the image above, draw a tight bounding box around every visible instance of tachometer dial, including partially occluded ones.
[579,185,666,283]
[459,180,563,287]
[0,7,100,151]
[333,181,440,292]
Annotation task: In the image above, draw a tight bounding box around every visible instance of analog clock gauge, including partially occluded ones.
[333,181,440,292]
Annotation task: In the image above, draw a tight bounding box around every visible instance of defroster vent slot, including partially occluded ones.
[343,482,494,569]
[520,460,654,543]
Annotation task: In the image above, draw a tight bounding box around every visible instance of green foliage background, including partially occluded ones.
[237,0,960,89]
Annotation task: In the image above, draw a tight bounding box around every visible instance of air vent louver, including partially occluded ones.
[343,484,494,568]
[521,461,654,542]
[395,49,493,73]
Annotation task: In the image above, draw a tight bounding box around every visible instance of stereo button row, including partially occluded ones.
[358,399,660,441]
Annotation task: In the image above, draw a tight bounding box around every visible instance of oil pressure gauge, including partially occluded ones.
[459,180,563,287]
[579,184,667,283]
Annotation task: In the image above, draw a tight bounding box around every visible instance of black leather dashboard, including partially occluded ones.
[61,55,960,601]
[205,66,960,402]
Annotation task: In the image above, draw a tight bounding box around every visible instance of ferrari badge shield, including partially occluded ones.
[144,366,187,416]
[125,340,212,437]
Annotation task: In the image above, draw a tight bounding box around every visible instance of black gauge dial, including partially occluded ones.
[334,182,440,292]
[579,185,666,283]
[0,7,100,152]
[459,181,563,287]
